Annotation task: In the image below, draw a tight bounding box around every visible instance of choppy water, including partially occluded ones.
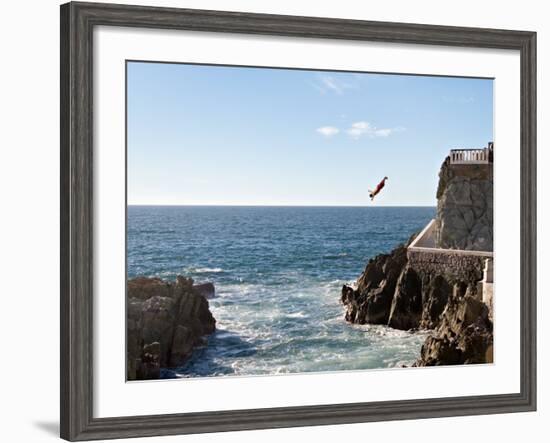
[127,206,435,377]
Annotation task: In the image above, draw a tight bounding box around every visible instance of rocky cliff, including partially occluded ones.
[341,241,492,365]
[416,288,493,366]
[127,276,216,380]
[341,153,493,366]
[435,159,493,251]
[341,241,409,326]
[341,237,483,328]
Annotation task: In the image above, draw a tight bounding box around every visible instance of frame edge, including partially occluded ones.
[61,1,96,440]
[519,30,537,413]
[60,2,73,440]
[60,2,537,440]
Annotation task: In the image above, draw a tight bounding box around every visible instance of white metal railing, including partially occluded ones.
[449,148,489,164]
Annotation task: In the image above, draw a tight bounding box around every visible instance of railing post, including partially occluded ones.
[449,147,491,165]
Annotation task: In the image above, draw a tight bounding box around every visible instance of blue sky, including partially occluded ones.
[127,61,493,206]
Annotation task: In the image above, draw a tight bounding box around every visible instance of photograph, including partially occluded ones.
[125,62,494,380]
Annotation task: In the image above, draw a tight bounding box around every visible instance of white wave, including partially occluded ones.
[285,312,308,319]
[143,270,176,279]
[188,267,225,273]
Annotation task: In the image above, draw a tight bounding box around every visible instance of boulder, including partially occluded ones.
[416,293,493,366]
[419,274,452,329]
[341,243,408,325]
[127,276,216,380]
[193,282,216,299]
[138,342,161,380]
[388,267,422,330]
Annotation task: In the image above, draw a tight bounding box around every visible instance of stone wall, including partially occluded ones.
[435,158,493,251]
[407,249,489,284]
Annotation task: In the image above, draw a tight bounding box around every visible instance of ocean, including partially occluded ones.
[127,205,435,378]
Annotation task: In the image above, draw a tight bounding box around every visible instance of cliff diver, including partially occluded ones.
[368,176,388,201]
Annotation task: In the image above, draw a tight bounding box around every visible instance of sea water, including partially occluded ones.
[127,206,435,377]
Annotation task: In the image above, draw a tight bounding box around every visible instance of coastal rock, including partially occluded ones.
[387,266,422,330]
[193,282,216,299]
[341,237,486,334]
[341,243,408,325]
[341,150,493,367]
[435,159,493,251]
[139,342,161,379]
[342,249,492,366]
[416,291,493,366]
[127,276,216,380]
[419,274,452,329]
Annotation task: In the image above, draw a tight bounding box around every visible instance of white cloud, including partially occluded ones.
[316,126,340,137]
[313,74,356,95]
[346,121,404,139]
[316,121,404,139]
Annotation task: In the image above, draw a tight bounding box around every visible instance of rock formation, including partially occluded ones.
[341,239,492,366]
[193,282,216,299]
[435,159,493,251]
[341,239,472,332]
[386,266,422,330]
[341,151,493,366]
[341,242,408,325]
[127,276,216,380]
[416,286,493,366]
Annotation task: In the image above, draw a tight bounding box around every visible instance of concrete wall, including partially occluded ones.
[410,219,437,248]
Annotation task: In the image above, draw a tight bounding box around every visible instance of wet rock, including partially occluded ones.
[139,342,161,380]
[416,293,493,366]
[127,276,216,380]
[169,325,194,367]
[388,267,422,330]
[193,282,216,299]
[419,275,452,329]
[341,243,408,325]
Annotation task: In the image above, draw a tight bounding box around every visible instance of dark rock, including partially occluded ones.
[416,293,493,366]
[419,274,452,329]
[341,243,408,325]
[341,285,360,323]
[363,284,395,324]
[127,275,216,380]
[193,282,216,299]
[388,267,422,330]
[138,342,161,380]
[342,235,487,338]
[127,277,173,300]
[169,325,194,367]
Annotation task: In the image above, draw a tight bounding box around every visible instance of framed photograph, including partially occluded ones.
[60,1,536,440]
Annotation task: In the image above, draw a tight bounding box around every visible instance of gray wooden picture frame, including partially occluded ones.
[60,1,537,441]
